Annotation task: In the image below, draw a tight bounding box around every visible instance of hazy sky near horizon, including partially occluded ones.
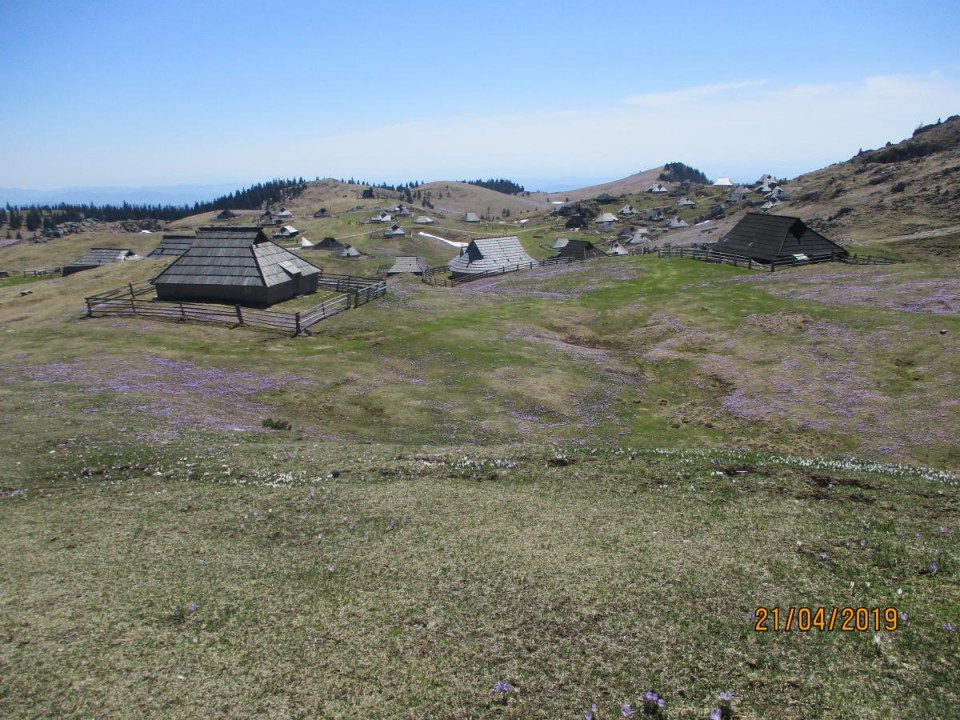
[3,0,960,192]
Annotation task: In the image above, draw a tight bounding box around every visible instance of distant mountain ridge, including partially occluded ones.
[0,183,245,207]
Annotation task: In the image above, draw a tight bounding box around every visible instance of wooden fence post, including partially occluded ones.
[129,284,136,312]
[85,298,93,317]
[180,302,186,321]
[235,305,244,325]
[295,312,301,336]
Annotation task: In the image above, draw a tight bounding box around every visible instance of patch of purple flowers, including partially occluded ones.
[642,690,666,715]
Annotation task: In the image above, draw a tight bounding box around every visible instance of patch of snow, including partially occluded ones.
[418,231,467,248]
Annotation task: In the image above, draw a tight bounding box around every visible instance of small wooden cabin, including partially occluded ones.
[63,248,136,276]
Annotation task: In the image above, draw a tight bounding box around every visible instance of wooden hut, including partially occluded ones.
[553,239,604,260]
[151,227,321,306]
[312,237,345,251]
[216,209,237,220]
[272,225,300,238]
[447,236,535,278]
[713,213,848,264]
[595,212,619,232]
[63,248,136,276]
[386,256,428,276]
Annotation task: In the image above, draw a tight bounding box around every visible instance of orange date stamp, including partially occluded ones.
[753,606,899,632]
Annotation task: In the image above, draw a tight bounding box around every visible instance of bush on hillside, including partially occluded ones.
[659,162,710,184]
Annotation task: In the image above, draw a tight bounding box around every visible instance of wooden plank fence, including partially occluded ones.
[658,246,902,270]
[84,276,386,336]
[22,267,61,277]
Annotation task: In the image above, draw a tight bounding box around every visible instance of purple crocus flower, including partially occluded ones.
[945,622,955,633]
[710,710,722,720]
[719,690,734,703]
[621,702,633,717]
[493,681,510,694]
[186,602,198,613]
[931,562,940,573]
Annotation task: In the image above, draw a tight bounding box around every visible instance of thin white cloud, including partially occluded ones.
[622,80,770,108]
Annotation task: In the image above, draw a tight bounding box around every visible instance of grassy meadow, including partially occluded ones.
[1,249,958,718]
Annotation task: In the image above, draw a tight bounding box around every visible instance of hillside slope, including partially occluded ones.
[784,116,960,244]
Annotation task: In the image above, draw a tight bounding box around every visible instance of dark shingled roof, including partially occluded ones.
[154,227,319,288]
[148,235,195,258]
[151,227,321,305]
[312,237,346,250]
[448,236,535,276]
[713,213,848,263]
[63,248,135,275]
[554,239,605,260]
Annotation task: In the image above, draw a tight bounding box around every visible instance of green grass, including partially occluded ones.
[0,273,51,288]
[1,250,959,717]
[1,444,957,718]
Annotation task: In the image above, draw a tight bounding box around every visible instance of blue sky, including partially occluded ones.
[3,0,960,194]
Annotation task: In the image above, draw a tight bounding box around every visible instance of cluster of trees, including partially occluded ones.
[343,178,424,192]
[1,178,308,235]
[357,180,436,204]
[659,162,709,184]
[464,178,525,195]
[211,177,306,210]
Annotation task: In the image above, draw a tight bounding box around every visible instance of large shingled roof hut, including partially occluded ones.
[151,227,321,306]
[447,236,536,278]
[713,213,848,264]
